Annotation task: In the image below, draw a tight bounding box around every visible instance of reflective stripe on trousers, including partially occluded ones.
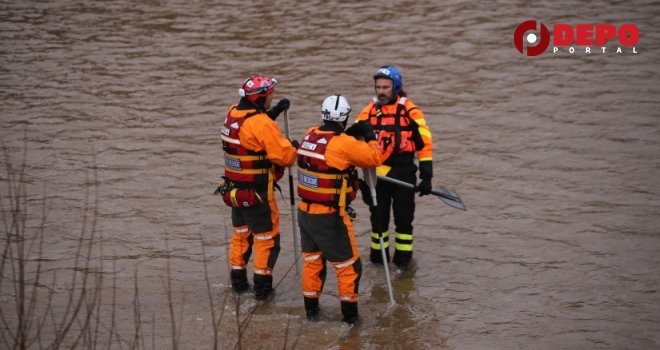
[394,232,413,251]
[370,231,389,250]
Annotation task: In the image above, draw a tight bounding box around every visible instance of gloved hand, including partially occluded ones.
[274,165,285,181]
[345,121,376,142]
[417,178,432,197]
[419,160,433,179]
[267,99,290,120]
[290,139,300,149]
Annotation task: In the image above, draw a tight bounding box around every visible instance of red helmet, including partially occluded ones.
[238,75,278,103]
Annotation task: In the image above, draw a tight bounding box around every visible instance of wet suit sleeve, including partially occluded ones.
[325,135,382,170]
[241,114,297,167]
[407,102,433,162]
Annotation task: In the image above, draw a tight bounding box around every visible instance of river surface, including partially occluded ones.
[1,0,659,349]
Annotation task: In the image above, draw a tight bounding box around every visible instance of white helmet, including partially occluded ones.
[321,94,351,122]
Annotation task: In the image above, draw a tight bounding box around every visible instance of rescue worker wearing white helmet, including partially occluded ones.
[218,74,297,300]
[354,65,434,270]
[296,94,382,324]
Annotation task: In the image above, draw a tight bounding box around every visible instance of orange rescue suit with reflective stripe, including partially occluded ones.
[356,96,433,162]
[297,131,355,207]
[221,105,296,200]
[221,107,270,183]
[297,127,383,213]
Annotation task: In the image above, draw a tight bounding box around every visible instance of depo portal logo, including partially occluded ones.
[514,20,639,56]
[514,20,550,56]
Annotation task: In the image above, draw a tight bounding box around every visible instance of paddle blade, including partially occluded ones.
[431,187,467,211]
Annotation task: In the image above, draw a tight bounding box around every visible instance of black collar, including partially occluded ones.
[319,121,345,135]
[236,98,264,112]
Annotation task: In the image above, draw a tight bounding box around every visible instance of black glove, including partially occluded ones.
[417,178,432,197]
[419,160,433,179]
[267,99,290,120]
[290,139,300,149]
[345,121,376,142]
[344,123,359,137]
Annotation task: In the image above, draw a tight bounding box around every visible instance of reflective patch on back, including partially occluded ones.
[301,141,317,151]
[225,154,242,170]
[299,172,319,188]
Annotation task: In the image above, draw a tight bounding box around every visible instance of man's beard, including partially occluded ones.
[377,94,390,105]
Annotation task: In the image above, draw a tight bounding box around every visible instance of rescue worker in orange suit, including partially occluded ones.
[219,75,297,300]
[354,65,433,270]
[297,95,382,325]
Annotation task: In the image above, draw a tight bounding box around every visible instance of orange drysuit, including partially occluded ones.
[221,104,296,298]
[296,124,382,322]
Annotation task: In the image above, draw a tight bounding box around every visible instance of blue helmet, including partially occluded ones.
[373,65,403,96]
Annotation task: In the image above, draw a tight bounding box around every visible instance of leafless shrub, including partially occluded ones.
[0,138,305,350]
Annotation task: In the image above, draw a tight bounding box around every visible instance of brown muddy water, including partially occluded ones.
[1,0,659,349]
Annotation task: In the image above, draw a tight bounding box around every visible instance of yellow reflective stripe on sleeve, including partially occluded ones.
[418,149,433,160]
[419,157,433,162]
[419,128,432,138]
[414,118,427,126]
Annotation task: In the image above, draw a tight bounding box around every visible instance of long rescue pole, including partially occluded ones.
[283,109,301,276]
[363,167,396,305]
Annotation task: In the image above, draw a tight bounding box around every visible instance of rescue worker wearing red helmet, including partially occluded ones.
[218,74,297,300]
[296,94,382,325]
[354,65,433,270]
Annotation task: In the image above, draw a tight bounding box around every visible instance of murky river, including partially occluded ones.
[2,0,659,349]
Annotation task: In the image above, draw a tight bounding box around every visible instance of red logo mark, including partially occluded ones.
[514,20,550,56]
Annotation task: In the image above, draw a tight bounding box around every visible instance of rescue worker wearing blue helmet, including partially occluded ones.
[350,65,434,270]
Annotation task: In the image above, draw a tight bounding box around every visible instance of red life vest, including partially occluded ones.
[220,106,271,187]
[367,97,423,160]
[296,129,357,210]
